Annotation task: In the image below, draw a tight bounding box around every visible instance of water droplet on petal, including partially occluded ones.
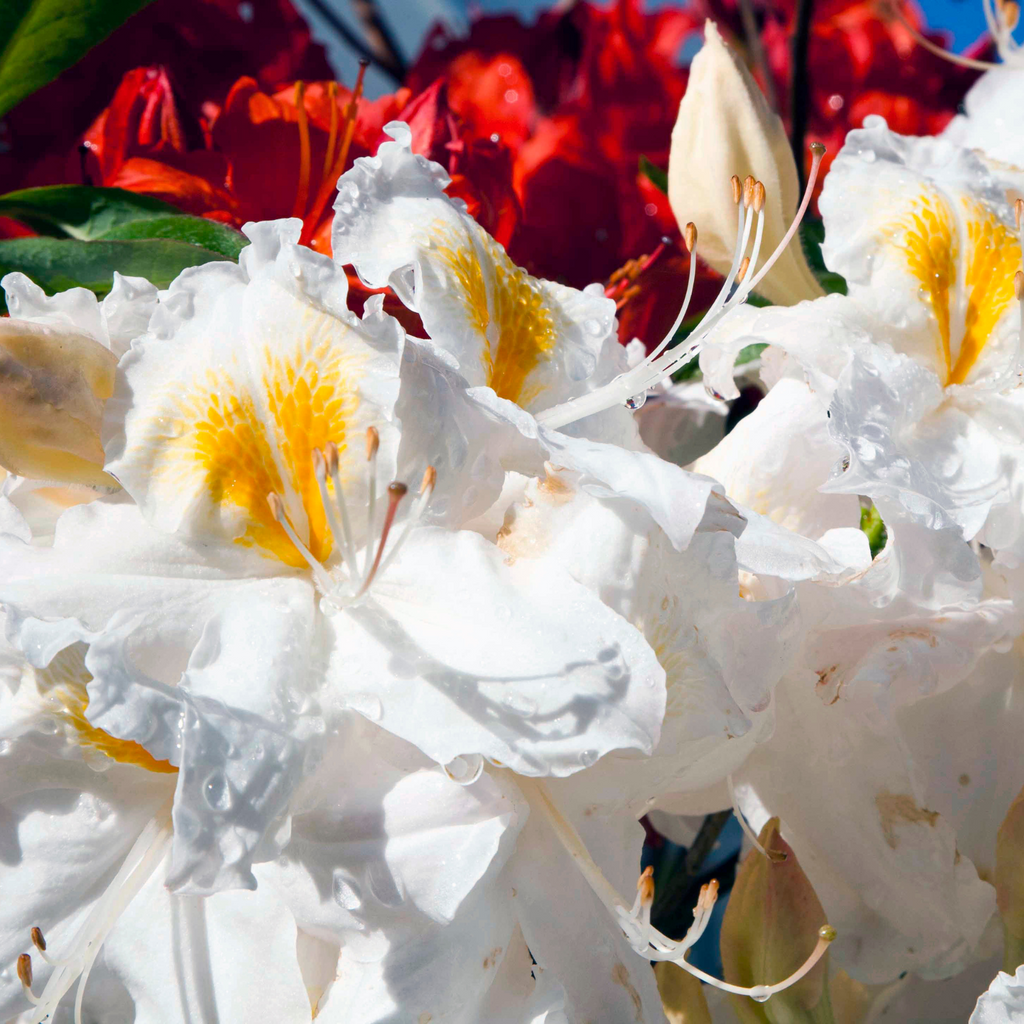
[502,691,537,717]
[203,771,233,812]
[625,392,647,411]
[579,749,599,768]
[332,871,362,909]
[583,318,603,337]
[444,753,485,785]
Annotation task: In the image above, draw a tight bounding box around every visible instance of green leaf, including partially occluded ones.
[801,218,847,296]
[0,185,183,240]
[0,0,154,117]
[859,504,887,558]
[639,155,668,195]
[98,216,246,260]
[0,237,229,312]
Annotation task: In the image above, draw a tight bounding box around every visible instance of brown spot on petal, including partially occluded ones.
[876,792,940,849]
[888,627,939,648]
[482,947,502,970]
[959,773,971,787]
[612,963,643,1022]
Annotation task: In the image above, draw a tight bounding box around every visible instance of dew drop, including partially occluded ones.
[444,753,485,785]
[203,771,233,812]
[344,693,383,721]
[625,392,647,411]
[583,318,603,337]
[332,871,363,909]
[750,988,772,1004]
[578,749,599,768]
[502,691,537,717]
[860,149,876,163]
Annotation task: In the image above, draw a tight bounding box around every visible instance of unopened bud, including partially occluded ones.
[668,22,824,306]
[720,818,831,1022]
[655,962,712,1024]
[0,320,118,488]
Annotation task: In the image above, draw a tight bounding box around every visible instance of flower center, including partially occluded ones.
[267,428,436,611]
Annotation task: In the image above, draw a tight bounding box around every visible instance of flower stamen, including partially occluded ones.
[18,954,39,1005]
[364,426,380,579]
[19,810,172,1024]
[358,481,408,596]
[516,776,835,1002]
[291,81,312,221]
[536,143,825,430]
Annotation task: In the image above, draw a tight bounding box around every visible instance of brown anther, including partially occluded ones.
[736,255,751,283]
[1016,270,1024,300]
[1005,0,1020,28]
[1015,198,1023,232]
[753,181,766,213]
[324,441,340,475]
[809,141,826,158]
[358,480,410,596]
[684,222,697,253]
[637,865,655,905]
[730,174,742,205]
[17,953,32,989]
[742,175,755,209]
[819,924,837,942]
[312,447,326,479]
[365,426,380,460]
[267,492,286,520]
[420,465,437,495]
[30,927,45,952]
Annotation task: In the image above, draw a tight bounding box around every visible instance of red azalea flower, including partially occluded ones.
[0,0,333,198]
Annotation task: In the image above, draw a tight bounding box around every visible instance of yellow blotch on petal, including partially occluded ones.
[897,188,957,382]
[263,338,361,564]
[39,647,177,774]
[160,328,364,568]
[949,198,1021,385]
[435,223,558,407]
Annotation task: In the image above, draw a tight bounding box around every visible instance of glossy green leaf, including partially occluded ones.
[0,237,228,312]
[800,219,847,296]
[859,504,887,559]
[0,185,182,240]
[639,154,669,195]
[98,216,246,260]
[0,0,154,117]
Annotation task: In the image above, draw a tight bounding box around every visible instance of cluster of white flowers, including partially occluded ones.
[2,21,1024,1024]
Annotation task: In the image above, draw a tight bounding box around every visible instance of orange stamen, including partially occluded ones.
[358,481,408,596]
[292,81,312,221]
[323,81,340,179]
[300,60,370,247]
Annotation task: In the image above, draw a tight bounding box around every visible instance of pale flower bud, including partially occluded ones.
[996,784,1024,972]
[720,817,832,1023]
[655,961,712,1024]
[0,319,118,488]
[668,21,824,306]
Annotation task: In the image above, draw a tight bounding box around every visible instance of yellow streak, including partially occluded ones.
[898,189,957,382]
[948,198,1021,385]
[434,223,559,407]
[39,647,177,774]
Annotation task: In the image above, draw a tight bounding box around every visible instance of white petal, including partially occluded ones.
[326,527,666,775]
[970,965,1024,1023]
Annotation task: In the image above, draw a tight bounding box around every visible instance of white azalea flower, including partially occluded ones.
[0,221,668,905]
[699,117,1024,564]
[728,523,1021,983]
[971,964,1024,1023]
[0,634,544,1024]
